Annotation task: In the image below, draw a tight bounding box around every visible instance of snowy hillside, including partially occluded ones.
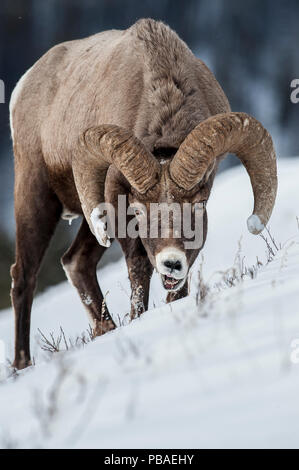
[0,158,298,449]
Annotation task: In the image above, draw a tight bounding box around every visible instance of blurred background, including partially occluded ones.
[0,0,298,309]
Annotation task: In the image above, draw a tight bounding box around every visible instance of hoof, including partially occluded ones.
[12,356,32,370]
[93,318,116,337]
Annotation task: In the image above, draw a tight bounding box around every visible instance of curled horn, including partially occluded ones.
[169,112,277,234]
[80,125,160,194]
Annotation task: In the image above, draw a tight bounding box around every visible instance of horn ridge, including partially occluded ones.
[81,124,161,194]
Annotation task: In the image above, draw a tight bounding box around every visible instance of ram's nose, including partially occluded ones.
[155,247,188,279]
[163,259,182,272]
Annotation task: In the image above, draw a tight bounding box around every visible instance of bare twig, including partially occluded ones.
[38,326,93,355]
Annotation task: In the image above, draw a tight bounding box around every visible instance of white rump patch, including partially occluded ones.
[90,207,111,247]
[247,214,264,234]
[9,66,33,141]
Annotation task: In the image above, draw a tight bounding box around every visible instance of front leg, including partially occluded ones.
[61,220,116,337]
[105,167,153,320]
[118,238,153,320]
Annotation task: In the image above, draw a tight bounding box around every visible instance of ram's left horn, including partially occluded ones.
[170,112,277,234]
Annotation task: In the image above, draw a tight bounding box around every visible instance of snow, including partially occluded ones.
[0,158,299,449]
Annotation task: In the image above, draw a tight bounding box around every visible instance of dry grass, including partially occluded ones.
[197,226,282,311]
[259,226,281,262]
[38,325,93,354]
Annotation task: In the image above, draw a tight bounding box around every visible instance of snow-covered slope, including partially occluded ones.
[0,158,298,449]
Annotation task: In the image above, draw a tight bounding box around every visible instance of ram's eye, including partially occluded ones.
[132,207,144,217]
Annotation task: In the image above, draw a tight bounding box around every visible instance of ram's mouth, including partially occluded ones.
[161,274,185,291]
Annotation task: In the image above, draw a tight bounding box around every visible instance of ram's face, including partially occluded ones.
[84,113,277,294]
[129,173,209,292]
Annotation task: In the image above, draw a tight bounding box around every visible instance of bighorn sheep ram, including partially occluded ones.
[10,19,277,368]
